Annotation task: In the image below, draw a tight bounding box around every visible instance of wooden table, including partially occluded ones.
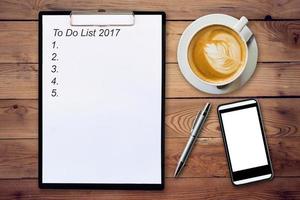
[0,1,299,199]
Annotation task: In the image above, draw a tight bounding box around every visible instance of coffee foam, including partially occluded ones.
[204,40,241,74]
[188,25,246,84]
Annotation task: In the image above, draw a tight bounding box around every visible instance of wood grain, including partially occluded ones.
[165,98,300,138]
[0,98,299,139]
[0,139,37,179]
[0,64,37,99]
[166,138,300,178]
[0,22,36,63]
[0,1,299,197]
[166,63,300,98]
[1,0,300,20]
[0,62,299,99]
[0,137,299,179]
[0,100,37,139]
[0,178,298,199]
[167,21,300,63]
[1,21,300,64]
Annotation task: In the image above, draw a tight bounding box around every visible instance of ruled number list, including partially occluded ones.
[50,40,59,98]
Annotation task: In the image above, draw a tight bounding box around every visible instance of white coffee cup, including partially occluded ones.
[178,15,253,87]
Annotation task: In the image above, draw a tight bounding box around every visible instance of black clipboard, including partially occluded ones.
[39,10,165,190]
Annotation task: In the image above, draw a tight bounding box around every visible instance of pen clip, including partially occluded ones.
[190,110,202,132]
[190,103,211,134]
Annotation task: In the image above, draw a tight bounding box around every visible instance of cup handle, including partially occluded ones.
[233,16,253,42]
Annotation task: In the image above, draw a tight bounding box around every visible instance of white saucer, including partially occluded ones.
[177,14,258,94]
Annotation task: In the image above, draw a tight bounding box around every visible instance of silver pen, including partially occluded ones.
[174,102,211,177]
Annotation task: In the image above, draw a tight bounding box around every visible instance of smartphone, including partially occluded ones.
[217,99,273,185]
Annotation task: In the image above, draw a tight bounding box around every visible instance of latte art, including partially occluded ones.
[204,42,241,74]
[188,25,247,84]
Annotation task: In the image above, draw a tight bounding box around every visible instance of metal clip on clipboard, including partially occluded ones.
[70,10,135,26]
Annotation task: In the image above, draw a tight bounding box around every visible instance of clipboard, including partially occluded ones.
[39,10,165,190]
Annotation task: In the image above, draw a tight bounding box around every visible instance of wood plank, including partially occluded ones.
[0,139,36,179]
[166,138,300,178]
[165,98,300,138]
[0,100,37,139]
[0,138,299,179]
[0,178,299,199]
[0,64,37,99]
[167,21,300,63]
[1,0,300,20]
[166,63,300,97]
[1,21,300,63]
[0,98,299,139]
[0,62,299,99]
[0,22,36,63]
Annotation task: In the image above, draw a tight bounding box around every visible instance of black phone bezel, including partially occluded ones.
[217,99,274,185]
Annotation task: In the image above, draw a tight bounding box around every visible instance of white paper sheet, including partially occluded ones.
[42,14,162,184]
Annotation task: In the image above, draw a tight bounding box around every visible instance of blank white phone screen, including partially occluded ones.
[221,107,268,172]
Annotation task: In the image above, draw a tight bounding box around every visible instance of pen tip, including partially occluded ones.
[174,161,184,178]
[174,170,179,178]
